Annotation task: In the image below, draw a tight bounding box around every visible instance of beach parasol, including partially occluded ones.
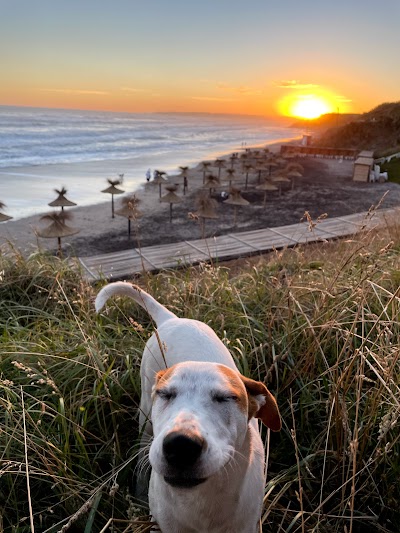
[36,211,80,256]
[160,185,182,223]
[0,201,12,222]
[243,164,253,189]
[115,194,143,236]
[152,171,168,199]
[286,170,303,190]
[285,163,304,174]
[203,174,220,196]
[256,181,278,207]
[265,159,279,176]
[229,154,237,169]
[225,168,237,188]
[200,161,212,184]
[255,163,267,184]
[284,163,304,190]
[214,159,225,179]
[101,178,125,218]
[193,193,219,238]
[240,152,249,165]
[48,187,77,210]
[271,175,290,196]
[223,187,249,225]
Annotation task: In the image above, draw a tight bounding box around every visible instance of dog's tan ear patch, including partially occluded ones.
[152,367,175,400]
[155,369,167,384]
[240,375,281,432]
[155,366,174,385]
[216,365,249,414]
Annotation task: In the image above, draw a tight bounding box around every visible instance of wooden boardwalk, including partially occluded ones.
[76,208,398,282]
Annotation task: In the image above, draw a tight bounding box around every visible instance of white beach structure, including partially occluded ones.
[352,151,374,182]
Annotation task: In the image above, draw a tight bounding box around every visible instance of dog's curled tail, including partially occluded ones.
[95,281,176,327]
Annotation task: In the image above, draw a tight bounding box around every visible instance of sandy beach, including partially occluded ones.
[1,144,400,259]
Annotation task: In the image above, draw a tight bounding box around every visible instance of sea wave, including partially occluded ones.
[0,107,294,169]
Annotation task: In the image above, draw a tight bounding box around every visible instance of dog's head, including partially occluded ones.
[149,361,281,489]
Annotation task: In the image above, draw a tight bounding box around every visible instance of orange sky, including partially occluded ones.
[1,1,399,118]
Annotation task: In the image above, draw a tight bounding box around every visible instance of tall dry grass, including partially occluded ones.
[0,216,399,532]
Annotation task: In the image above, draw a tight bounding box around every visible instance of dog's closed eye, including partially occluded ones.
[212,393,239,403]
[156,388,177,401]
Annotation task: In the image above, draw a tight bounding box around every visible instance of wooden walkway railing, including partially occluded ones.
[75,208,398,282]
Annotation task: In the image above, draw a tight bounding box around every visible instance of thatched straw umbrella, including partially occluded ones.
[101,178,125,218]
[255,163,269,184]
[0,201,12,222]
[284,163,304,190]
[256,181,278,207]
[223,187,249,225]
[265,159,278,176]
[240,152,249,165]
[225,168,237,188]
[36,211,80,256]
[201,161,212,184]
[161,185,182,223]
[214,159,225,179]
[48,187,77,211]
[287,170,303,190]
[271,175,290,196]
[229,154,237,169]
[243,164,253,189]
[115,194,143,237]
[193,193,219,238]
[152,171,168,199]
[285,162,304,174]
[203,174,220,196]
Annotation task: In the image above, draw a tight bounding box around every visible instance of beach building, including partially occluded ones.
[352,151,374,182]
[280,144,357,159]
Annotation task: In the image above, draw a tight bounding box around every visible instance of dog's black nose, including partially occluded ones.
[163,431,205,469]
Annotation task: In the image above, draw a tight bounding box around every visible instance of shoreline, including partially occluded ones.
[0,139,285,255]
[0,129,300,221]
[2,137,400,259]
[0,137,299,222]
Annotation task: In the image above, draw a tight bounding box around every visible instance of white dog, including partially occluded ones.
[95,282,281,533]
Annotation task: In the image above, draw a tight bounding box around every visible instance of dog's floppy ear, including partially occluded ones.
[240,375,281,432]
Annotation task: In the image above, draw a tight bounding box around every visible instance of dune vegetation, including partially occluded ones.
[0,210,399,532]
[312,102,400,156]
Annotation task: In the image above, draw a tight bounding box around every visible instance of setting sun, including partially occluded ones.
[278,92,337,120]
[290,96,332,119]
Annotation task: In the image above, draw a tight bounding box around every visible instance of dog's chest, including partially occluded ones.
[150,481,257,533]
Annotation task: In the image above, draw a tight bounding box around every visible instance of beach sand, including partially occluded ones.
[1,147,400,259]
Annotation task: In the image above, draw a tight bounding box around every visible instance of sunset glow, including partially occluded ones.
[0,1,398,117]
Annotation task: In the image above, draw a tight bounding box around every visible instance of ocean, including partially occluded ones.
[0,106,299,220]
